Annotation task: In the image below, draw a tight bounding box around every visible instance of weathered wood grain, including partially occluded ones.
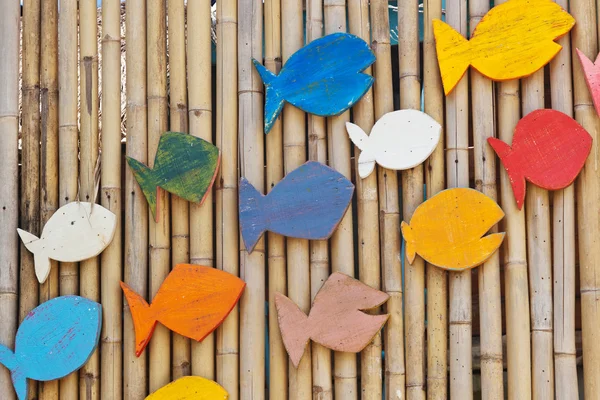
[253,32,375,133]
[576,49,600,118]
[401,188,505,270]
[274,272,389,367]
[146,376,229,400]
[488,109,592,209]
[433,0,575,95]
[120,264,246,357]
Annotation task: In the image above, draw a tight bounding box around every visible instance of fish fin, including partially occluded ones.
[17,229,51,284]
[346,122,376,178]
[126,156,159,221]
[432,19,471,95]
[274,293,310,368]
[11,371,27,400]
[239,178,266,253]
[0,345,17,372]
[487,137,526,209]
[120,281,157,357]
[401,222,417,264]
[253,59,283,134]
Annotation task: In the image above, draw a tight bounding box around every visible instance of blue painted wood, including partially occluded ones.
[0,296,102,400]
[253,32,376,134]
[239,161,355,253]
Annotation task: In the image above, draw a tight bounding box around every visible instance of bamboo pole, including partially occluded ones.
[39,1,59,398]
[265,0,288,397]
[423,0,447,397]
[215,0,240,397]
[167,0,191,380]
[572,0,600,395]
[282,0,312,398]
[306,1,331,398]
[470,0,503,398]
[347,2,382,398]
[399,0,426,398]
[58,0,80,395]
[371,2,406,398]
[80,0,100,398]
[550,0,577,395]
[0,0,20,398]
[188,0,215,380]
[444,0,472,398]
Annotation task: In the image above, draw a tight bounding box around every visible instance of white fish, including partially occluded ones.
[346,109,442,178]
[17,202,117,284]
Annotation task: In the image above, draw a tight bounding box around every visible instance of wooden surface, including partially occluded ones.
[488,109,592,209]
[0,296,101,400]
[275,272,389,367]
[345,109,441,178]
[253,32,375,133]
[121,264,245,357]
[17,202,117,284]
[433,0,575,95]
[576,49,600,118]
[239,160,355,253]
[126,131,221,221]
[401,188,505,270]
[146,376,228,400]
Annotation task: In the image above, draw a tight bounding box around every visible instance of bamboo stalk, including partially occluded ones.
[39,1,59,398]
[550,0,577,395]
[0,0,20,398]
[423,0,447,397]
[444,0,472,398]
[167,0,191,381]
[147,0,171,391]
[370,2,406,398]
[215,0,240,397]
[469,1,503,398]
[58,0,80,395]
[80,0,100,398]
[571,0,600,395]
[306,0,331,398]
[188,0,215,380]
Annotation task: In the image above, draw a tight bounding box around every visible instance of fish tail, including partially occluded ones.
[253,59,284,134]
[0,345,17,372]
[11,371,27,400]
[126,156,159,221]
[401,222,417,264]
[239,178,266,253]
[432,19,471,95]
[487,137,526,209]
[17,228,51,284]
[120,281,157,357]
[274,293,310,368]
[346,122,376,178]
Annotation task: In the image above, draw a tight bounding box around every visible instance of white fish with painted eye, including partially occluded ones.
[17,202,117,284]
[346,109,442,178]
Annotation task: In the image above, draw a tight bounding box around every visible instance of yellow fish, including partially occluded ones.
[433,0,575,95]
[401,188,505,271]
[146,376,228,400]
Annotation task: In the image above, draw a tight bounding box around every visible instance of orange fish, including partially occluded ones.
[121,264,245,356]
[275,272,389,367]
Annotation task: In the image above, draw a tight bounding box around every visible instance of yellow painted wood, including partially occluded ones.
[145,376,229,400]
[433,0,575,95]
[401,188,505,270]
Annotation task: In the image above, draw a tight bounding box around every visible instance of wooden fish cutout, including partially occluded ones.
[126,131,221,222]
[239,161,354,253]
[488,109,592,210]
[346,109,442,178]
[576,49,600,118]
[146,376,229,400]
[401,188,505,270]
[121,264,245,356]
[433,0,575,95]
[17,202,117,284]
[253,32,375,133]
[0,296,101,400]
[275,272,389,367]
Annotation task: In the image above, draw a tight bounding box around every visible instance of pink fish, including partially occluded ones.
[577,49,600,118]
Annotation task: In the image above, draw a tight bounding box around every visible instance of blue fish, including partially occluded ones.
[0,296,102,400]
[252,32,376,134]
[239,161,355,253]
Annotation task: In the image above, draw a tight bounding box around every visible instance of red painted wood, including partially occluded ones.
[577,49,600,118]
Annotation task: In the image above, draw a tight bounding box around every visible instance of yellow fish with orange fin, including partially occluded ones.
[146,376,228,400]
[433,0,575,95]
[401,188,505,271]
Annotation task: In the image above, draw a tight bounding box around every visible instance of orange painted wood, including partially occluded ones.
[121,264,246,356]
[275,272,389,367]
[577,49,600,118]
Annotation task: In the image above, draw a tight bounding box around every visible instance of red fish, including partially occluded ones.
[488,109,592,209]
[121,264,245,356]
[576,49,600,118]
[275,272,389,367]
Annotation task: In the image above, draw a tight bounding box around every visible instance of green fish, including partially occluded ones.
[126,132,220,221]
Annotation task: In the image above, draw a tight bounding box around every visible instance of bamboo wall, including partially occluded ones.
[0,0,597,398]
